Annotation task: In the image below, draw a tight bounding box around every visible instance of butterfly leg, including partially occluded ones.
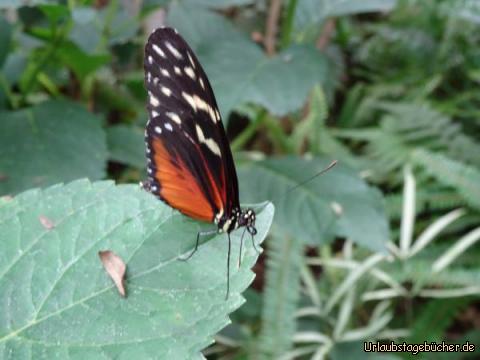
[179,229,217,261]
[251,234,261,254]
[226,232,231,300]
[238,227,247,268]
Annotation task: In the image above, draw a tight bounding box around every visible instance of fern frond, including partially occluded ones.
[387,259,480,288]
[385,189,465,219]
[363,102,480,182]
[408,298,473,344]
[258,235,303,359]
[413,150,480,211]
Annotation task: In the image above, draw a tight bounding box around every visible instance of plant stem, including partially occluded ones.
[231,110,267,151]
[20,22,68,102]
[265,0,283,55]
[263,113,294,153]
[279,0,298,49]
[0,74,17,109]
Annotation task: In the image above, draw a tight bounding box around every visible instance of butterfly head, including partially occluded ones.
[239,208,257,236]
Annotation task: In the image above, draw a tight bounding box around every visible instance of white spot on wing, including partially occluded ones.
[195,124,222,157]
[215,109,220,122]
[165,122,173,131]
[165,41,182,59]
[166,112,181,124]
[174,66,181,75]
[154,126,162,134]
[153,77,159,85]
[181,92,218,123]
[182,92,196,111]
[161,86,172,97]
[184,66,195,79]
[160,68,170,77]
[152,44,166,58]
[199,77,205,90]
[150,94,160,107]
[151,110,159,117]
[148,55,153,64]
[147,72,152,82]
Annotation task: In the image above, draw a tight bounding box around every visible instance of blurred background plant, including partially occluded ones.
[1,0,479,359]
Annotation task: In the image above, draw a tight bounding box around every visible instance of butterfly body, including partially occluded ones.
[141,26,257,269]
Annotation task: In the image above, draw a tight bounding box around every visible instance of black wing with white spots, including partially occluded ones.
[143,27,240,223]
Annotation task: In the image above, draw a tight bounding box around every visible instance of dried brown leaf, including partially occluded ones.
[98,250,127,297]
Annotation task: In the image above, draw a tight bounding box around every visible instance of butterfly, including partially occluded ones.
[140,27,258,299]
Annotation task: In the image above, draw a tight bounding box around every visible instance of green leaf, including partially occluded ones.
[37,4,70,23]
[238,157,389,252]
[249,45,328,116]
[295,0,397,32]
[69,7,102,54]
[104,5,139,46]
[168,1,250,49]
[182,0,254,8]
[107,125,145,168]
[168,4,328,118]
[56,42,110,80]
[203,43,328,118]
[0,180,274,359]
[0,100,107,195]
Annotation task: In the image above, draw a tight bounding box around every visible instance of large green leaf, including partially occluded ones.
[0,180,274,359]
[69,7,102,54]
[295,0,397,32]
[182,0,254,8]
[168,3,328,118]
[238,157,389,252]
[107,125,145,168]
[0,100,107,195]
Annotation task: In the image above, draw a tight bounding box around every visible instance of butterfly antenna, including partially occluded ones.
[284,160,337,197]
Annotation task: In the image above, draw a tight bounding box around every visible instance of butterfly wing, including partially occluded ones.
[143,27,239,222]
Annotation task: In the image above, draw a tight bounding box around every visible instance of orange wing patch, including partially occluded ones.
[152,137,214,222]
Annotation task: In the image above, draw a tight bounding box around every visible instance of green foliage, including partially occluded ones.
[408,298,472,344]
[0,180,273,359]
[107,125,145,169]
[1,0,479,358]
[169,2,329,118]
[0,100,107,195]
[357,102,480,182]
[258,234,302,359]
[294,0,397,35]
[413,150,480,211]
[238,157,389,252]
